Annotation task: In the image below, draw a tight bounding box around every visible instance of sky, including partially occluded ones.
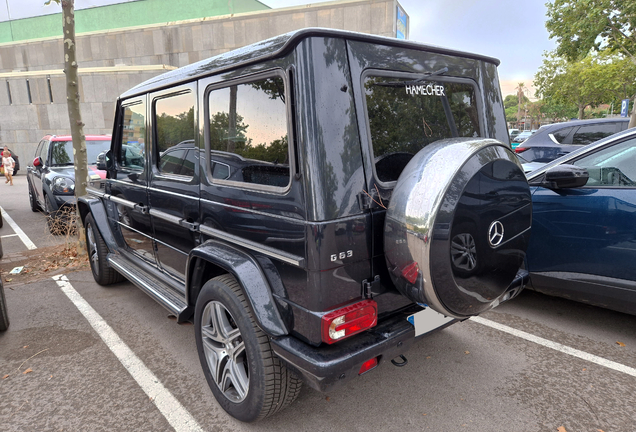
[262,0,558,98]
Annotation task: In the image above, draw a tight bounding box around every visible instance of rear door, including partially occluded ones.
[147,84,198,282]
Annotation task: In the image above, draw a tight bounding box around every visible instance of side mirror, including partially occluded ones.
[541,164,589,189]
[96,150,113,171]
[33,156,43,168]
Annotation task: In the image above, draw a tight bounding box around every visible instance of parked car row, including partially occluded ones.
[26,135,110,232]
[514,118,630,162]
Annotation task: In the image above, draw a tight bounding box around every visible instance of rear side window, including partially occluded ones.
[207,75,289,190]
[154,90,196,176]
[364,74,481,183]
[552,126,575,144]
[572,123,619,145]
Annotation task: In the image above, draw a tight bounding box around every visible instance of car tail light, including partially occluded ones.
[358,357,379,375]
[321,300,377,344]
[514,147,528,154]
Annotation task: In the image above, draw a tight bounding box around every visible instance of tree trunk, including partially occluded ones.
[577,104,585,120]
[630,95,636,129]
[62,0,87,255]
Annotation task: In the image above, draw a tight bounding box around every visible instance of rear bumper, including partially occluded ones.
[271,269,528,393]
[271,305,456,392]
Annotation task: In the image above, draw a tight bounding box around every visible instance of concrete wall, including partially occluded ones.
[0,0,403,161]
[0,0,271,44]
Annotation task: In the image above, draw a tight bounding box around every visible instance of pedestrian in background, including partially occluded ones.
[3,147,15,186]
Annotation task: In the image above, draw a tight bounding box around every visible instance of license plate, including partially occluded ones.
[408,308,455,337]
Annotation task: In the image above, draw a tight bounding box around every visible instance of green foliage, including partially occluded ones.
[156,107,195,152]
[534,52,635,118]
[546,0,636,61]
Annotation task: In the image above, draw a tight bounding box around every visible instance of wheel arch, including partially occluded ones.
[78,196,119,250]
[186,239,289,337]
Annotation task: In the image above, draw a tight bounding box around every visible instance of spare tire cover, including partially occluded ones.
[384,138,531,318]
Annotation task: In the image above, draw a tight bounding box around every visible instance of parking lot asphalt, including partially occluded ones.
[1,175,636,431]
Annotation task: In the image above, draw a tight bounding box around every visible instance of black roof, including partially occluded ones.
[540,117,629,131]
[121,27,500,99]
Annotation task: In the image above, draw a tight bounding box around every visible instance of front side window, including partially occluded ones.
[574,137,636,187]
[119,100,146,171]
[364,74,480,183]
[207,75,289,189]
[154,91,196,176]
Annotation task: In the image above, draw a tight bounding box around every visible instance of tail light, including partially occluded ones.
[359,357,379,375]
[514,147,528,153]
[321,300,377,344]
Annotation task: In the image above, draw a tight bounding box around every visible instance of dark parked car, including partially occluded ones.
[515,118,630,163]
[78,28,532,422]
[27,135,110,231]
[526,128,636,314]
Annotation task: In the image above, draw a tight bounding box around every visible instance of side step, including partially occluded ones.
[108,254,189,321]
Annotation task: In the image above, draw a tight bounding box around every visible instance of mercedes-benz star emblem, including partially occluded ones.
[488,221,504,247]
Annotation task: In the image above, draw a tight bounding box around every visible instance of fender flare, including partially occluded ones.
[77,195,119,251]
[187,239,288,337]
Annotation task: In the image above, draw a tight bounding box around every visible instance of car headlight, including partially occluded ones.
[52,176,75,194]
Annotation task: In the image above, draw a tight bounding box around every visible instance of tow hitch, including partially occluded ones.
[391,354,408,367]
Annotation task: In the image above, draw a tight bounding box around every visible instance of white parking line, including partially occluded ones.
[472,316,636,378]
[53,275,204,432]
[1,206,37,250]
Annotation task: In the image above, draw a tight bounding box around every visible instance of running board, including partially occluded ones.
[108,254,190,321]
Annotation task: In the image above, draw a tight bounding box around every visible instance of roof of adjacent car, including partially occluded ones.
[121,27,501,99]
[542,118,629,131]
[43,135,112,141]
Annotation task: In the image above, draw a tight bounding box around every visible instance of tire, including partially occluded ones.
[0,282,9,332]
[28,183,40,212]
[85,213,124,285]
[44,193,59,233]
[195,275,301,422]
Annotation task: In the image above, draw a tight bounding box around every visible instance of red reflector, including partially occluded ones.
[514,147,528,153]
[401,261,420,285]
[359,357,379,375]
[321,300,378,344]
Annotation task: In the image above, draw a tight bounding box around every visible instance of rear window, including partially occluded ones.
[364,74,481,183]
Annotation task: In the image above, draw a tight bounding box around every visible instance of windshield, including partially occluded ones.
[364,75,481,182]
[50,140,111,166]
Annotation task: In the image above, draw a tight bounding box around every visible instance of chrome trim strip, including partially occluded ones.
[108,257,183,314]
[548,133,559,144]
[148,208,182,225]
[110,179,147,189]
[199,224,305,267]
[109,194,136,209]
[115,220,156,240]
[148,186,199,201]
[200,197,305,223]
[86,187,105,198]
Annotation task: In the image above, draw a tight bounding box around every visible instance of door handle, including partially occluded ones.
[134,203,148,214]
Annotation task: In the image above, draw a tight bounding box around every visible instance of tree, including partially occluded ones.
[46,0,87,253]
[534,52,631,119]
[546,0,636,126]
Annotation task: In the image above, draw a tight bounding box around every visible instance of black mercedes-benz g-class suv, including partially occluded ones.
[80,28,531,422]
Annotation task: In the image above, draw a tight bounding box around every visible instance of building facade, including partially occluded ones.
[0,0,408,159]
